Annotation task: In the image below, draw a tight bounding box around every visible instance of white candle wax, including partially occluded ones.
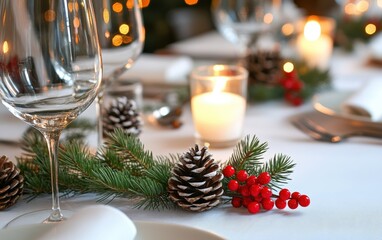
[191,92,246,143]
[296,33,333,70]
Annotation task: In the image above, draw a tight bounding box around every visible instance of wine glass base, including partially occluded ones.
[4,209,73,229]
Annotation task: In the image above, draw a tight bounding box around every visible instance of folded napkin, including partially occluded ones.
[342,78,382,121]
[38,205,136,240]
[166,31,240,59]
[120,54,193,85]
[368,32,382,60]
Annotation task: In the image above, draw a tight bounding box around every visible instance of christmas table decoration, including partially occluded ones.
[0,156,24,210]
[16,127,310,214]
[246,50,331,106]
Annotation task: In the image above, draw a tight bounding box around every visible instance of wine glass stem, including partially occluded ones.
[96,89,104,148]
[42,130,64,223]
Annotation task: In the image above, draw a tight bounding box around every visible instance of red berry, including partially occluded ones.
[261,198,274,211]
[239,185,251,197]
[291,96,303,106]
[257,172,271,185]
[247,201,260,214]
[288,199,298,209]
[249,184,262,197]
[291,192,301,200]
[275,198,286,209]
[254,195,263,203]
[290,80,303,91]
[236,170,248,182]
[260,186,272,199]
[246,175,257,186]
[223,165,235,178]
[279,188,291,201]
[242,197,252,208]
[281,77,295,90]
[231,196,242,208]
[298,195,310,207]
[227,179,239,192]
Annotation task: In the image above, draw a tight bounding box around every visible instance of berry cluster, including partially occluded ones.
[279,70,304,106]
[223,165,310,214]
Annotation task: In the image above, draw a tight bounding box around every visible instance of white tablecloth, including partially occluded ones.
[0,36,382,239]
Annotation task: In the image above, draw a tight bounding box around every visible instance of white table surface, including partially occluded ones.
[1,34,382,239]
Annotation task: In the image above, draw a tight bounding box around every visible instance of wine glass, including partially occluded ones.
[212,0,281,57]
[92,0,145,147]
[0,0,102,226]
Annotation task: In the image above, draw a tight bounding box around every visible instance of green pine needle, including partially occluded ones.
[225,135,268,174]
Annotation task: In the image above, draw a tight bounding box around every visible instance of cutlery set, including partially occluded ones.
[291,111,382,143]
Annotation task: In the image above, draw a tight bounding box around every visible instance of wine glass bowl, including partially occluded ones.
[0,0,102,226]
[212,0,281,56]
[92,0,145,146]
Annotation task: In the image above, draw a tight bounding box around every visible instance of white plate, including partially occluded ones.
[0,221,225,240]
[312,91,382,123]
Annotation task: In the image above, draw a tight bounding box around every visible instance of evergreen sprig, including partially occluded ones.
[17,124,296,210]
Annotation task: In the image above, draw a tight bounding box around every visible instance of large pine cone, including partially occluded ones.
[168,145,224,212]
[0,156,24,210]
[246,50,283,86]
[103,97,142,137]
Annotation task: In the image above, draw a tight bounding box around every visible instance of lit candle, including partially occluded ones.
[296,17,334,70]
[190,65,248,148]
[191,91,246,144]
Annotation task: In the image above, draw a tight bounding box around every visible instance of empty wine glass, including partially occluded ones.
[0,0,102,226]
[212,0,282,57]
[92,0,145,146]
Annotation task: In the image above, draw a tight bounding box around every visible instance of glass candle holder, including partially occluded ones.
[295,15,335,71]
[190,65,248,148]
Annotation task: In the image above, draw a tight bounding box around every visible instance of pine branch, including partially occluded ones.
[258,154,296,190]
[225,135,268,175]
[104,129,155,175]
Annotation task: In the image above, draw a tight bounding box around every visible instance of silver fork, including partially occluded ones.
[292,117,382,143]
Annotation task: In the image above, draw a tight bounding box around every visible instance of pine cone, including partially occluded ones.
[103,97,142,137]
[0,156,24,210]
[246,50,283,86]
[168,145,224,212]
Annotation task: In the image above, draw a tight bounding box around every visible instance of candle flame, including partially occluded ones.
[304,20,321,41]
[213,78,227,93]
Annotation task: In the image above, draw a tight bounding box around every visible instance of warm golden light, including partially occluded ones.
[344,1,369,15]
[378,0,382,8]
[140,0,150,8]
[263,13,274,24]
[304,20,321,41]
[68,2,79,12]
[73,17,80,29]
[356,0,369,13]
[112,35,123,46]
[126,0,134,9]
[344,3,357,15]
[119,24,130,34]
[105,31,111,39]
[44,10,56,22]
[365,23,377,35]
[283,62,294,73]
[112,2,123,13]
[123,36,133,44]
[2,41,9,54]
[282,23,294,36]
[103,9,110,24]
[185,0,198,5]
